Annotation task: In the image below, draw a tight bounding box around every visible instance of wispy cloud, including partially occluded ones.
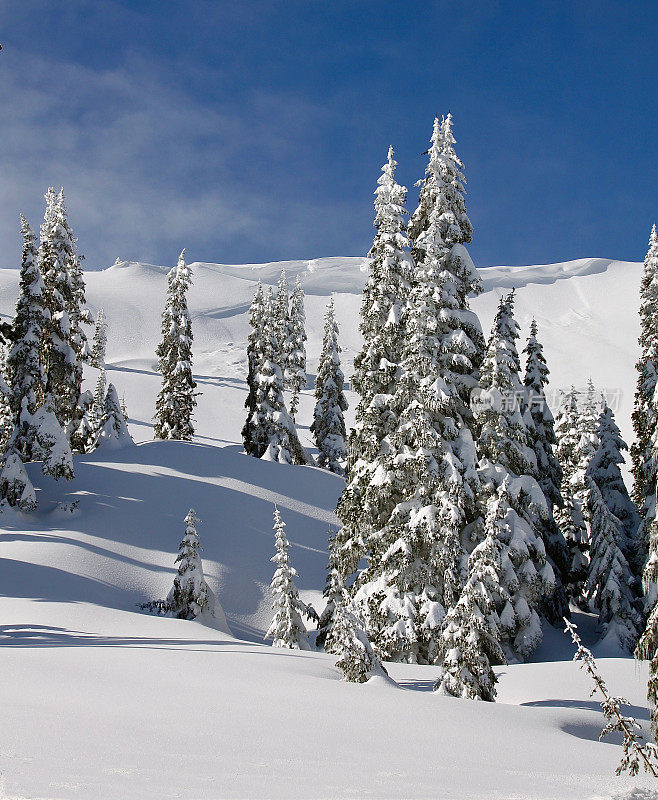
[0,50,369,269]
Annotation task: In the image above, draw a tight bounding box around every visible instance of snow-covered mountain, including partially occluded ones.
[0,253,639,454]
[0,255,651,800]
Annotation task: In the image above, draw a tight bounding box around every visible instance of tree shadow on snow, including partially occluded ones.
[521,697,649,722]
[395,678,435,692]
[0,558,125,608]
[0,533,172,576]
[0,623,322,663]
[2,441,341,631]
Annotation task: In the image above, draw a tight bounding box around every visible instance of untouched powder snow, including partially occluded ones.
[0,254,653,799]
[1,441,655,799]
[0,253,640,456]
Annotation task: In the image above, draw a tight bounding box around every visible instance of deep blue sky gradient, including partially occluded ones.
[0,0,656,269]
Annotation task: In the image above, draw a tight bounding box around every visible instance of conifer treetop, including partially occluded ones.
[371,145,408,240]
[523,318,550,391]
[408,113,473,250]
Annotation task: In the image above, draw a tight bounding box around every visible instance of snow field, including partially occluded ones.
[0,253,654,799]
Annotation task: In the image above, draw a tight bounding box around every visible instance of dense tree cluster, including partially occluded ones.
[317,116,647,700]
[0,189,132,510]
[242,264,341,468]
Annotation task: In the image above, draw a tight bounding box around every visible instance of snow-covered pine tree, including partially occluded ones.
[632,224,658,566]
[284,275,307,419]
[492,478,553,660]
[407,114,484,394]
[5,215,48,461]
[93,383,133,449]
[439,112,474,243]
[408,114,473,249]
[242,282,266,456]
[330,593,387,683]
[246,290,307,465]
[311,299,347,474]
[166,509,211,620]
[71,408,95,455]
[69,369,104,455]
[243,288,275,458]
[69,389,95,455]
[522,319,563,515]
[90,369,107,436]
[53,189,91,444]
[585,476,642,653]
[474,293,558,658]
[274,268,290,365]
[55,188,91,364]
[316,529,346,651]
[636,536,658,737]
[568,383,602,585]
[588,401,640,560]
[350,119,485,665]
[555,387,582,485]
[568,620,658,778]
[632,226,658,735]
[265,506,310,649]
[0,347,14,455]
[522,318,570,624]
[154,250,197,441]
[90,307,107,369]
[38,187,82,431]
[336,146,413,582]
[0,451,37,511]
[351,146,411,419]
[554,387,590,603]
[581,378,601,438]
[477,291,537,478]
[31,396,74,481]
[434,492,508,700]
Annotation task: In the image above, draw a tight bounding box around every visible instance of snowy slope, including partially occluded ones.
[0,253,640,454]
[0,254,652,800]
[2,599,653,799]
[93,254,646,459]
[2,442,342,640]
[1,443,654,799]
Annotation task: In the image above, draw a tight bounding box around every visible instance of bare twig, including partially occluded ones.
[564,617,658,777]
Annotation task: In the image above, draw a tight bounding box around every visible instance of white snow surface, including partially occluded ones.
[0,254,654,800]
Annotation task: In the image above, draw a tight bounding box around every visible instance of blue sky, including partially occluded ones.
[0,0,656,269]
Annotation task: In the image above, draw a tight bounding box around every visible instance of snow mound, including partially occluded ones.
[477,257,637,291]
